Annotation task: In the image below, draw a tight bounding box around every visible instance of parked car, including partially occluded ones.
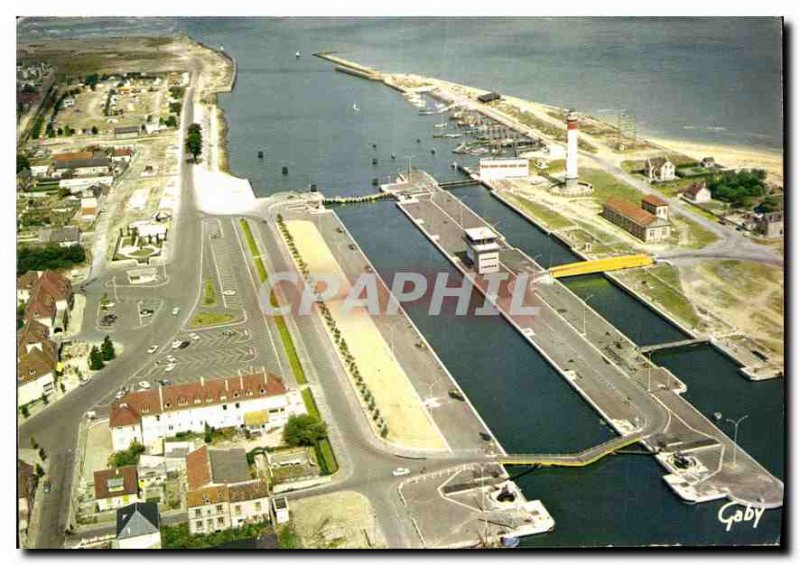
[178,341,190,350]
[138,381,151,390]
[86,411,97,420]
[165,363,176,373]
[171,340,182,349]
[392,468,411,477]
[222,290,236,296]
[189,333,200,341]
[115,390,126,400]
[448,389,466,401]
[222,329,236,337]
[146,345,159,354]
[43,481,51,494]
[171,307,180,315]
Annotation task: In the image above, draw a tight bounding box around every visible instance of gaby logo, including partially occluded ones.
[717,502,765,532]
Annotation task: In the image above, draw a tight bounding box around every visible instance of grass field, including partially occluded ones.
[203,278,217,307]
[616,265,700,329]
[189,311,234,328]
[581,168,643,204]
[506,194,573,231]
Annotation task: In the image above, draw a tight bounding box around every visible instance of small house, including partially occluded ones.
[644,156,676,183]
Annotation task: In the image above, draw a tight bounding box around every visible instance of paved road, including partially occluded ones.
[19,64,206,549]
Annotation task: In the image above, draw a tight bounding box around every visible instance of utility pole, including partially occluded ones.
[726,415,749,466]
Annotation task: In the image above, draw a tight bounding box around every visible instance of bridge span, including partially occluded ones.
[548,254,654,278]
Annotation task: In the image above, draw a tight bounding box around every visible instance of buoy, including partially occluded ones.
[391,153,396,160]
[430,148,436,154]
[281,166,289,175]
[309,183,317,192]
[372,158,378,166]
[372,178,379,186]
[257,151,264,159]
[372,143,377,149]
[416,138,421,143]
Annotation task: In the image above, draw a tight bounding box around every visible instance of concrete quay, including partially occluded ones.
[271,202,502,458]
[393,170,783,509]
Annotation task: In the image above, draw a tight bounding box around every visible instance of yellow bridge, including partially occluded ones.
[498,434,642,467]
[548,254,654,279]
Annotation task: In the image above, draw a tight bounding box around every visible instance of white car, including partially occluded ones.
[392,467,411,477]
[189,333,200,341]
[138,381,151,390]
[115,390,126,400]
[165,363,176,373]
[171,307,180,315]
[222,290,236,296]
[171,340,182,349]
[146,345,159,354]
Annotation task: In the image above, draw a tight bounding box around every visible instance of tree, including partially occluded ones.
[283,414,328,447]
[91,125,98,135]
[109,441,145,467]
[35,463,45,478]
[101,335,116,361]
[17,153,30,173]
[186,123,203,162]
[165,115,178,128]
[89,346,105,370]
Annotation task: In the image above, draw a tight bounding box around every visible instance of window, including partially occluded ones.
[255,502,262,512]
[234,505,241,516]
[216,504,223,512]
[194,509,201,518]
[217,517,225,525]
[195,521,203,530]
[235,402,240,409]
[222,405,227,410]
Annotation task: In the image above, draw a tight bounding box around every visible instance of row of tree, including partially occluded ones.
[276,215,389,439]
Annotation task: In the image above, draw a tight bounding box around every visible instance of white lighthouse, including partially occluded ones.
[565,109,579,188]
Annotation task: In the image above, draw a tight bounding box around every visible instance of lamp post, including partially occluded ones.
[726,414,749,466]
[582,294,595,336]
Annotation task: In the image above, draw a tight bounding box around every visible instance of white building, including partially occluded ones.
[683,182,712,204]
[464,227,501,274]
[59,175,114,192]
[478,157,530,181]
[645,157,676,183]
[272,496,290,524]
[114,502,161,549]
[109,371,306,452]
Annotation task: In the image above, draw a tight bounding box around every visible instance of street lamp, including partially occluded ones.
[582,294,595,336]
[725,415,749,466]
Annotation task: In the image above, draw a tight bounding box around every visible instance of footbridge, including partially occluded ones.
[548,254,654,278]
[639,337,710,354]
[497,433,642,467]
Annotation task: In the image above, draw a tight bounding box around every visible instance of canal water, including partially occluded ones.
[18,17,784,547]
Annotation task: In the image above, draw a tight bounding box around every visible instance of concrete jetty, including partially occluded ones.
[393,169,783,509]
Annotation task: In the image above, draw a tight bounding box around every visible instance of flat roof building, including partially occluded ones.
[465,227,500,274]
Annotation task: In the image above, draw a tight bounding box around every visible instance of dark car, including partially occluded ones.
[448,389,466,401]
[178,340,190,349]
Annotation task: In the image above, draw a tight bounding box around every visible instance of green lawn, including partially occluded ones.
[581,168,644,204]
[239,218,260,257]
[506,194,573,231]
[617,265,700,329]
[189,311,235,328]
[203,278,217,307]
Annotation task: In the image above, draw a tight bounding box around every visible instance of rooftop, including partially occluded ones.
[465,226,498,242]
[604,197,666,228]
[94,466,138,500]
[110,371,289,428]
[116,502,160,540]
[642,194,669,208]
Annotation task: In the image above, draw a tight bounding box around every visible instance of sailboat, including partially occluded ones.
[295,50,301,58]
[352,102,360,112]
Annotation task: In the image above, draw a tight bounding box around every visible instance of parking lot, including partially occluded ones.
[97,216,291,405]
